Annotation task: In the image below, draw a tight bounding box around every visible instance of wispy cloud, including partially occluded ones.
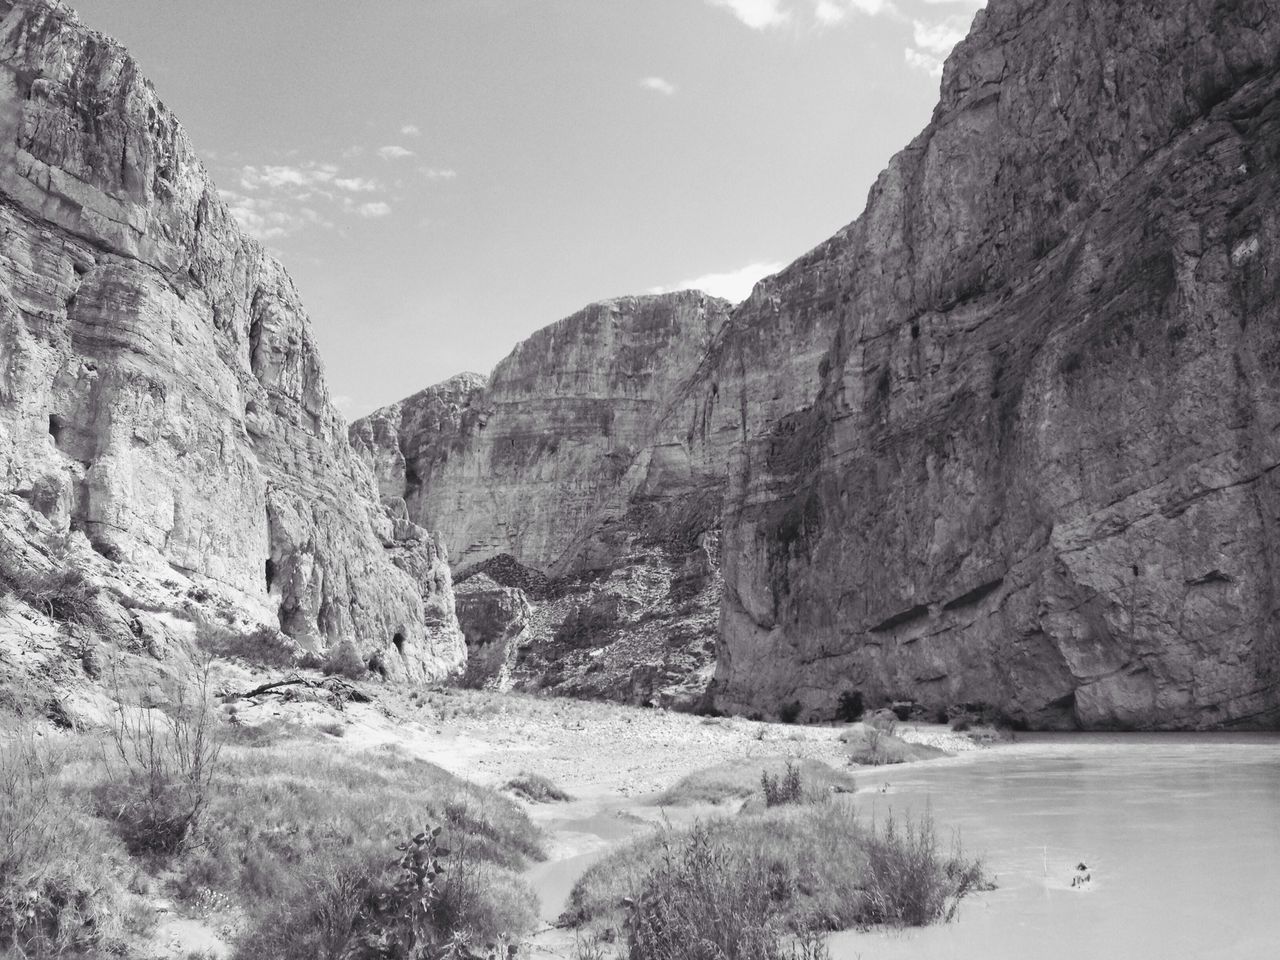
[639,76,677,96]
[400,124,421,137]
[904,12,975,76]
[650,260,784,304]
[705,0,791,30]
[356,201,392,219]
[419,167,458,181]
[377,145,416,161]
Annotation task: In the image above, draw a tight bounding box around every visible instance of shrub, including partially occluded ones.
[836,691,864,723]
[0,732,144,957]
[182,739,543,958]
[654,759,856,807]
[195,618,297,668]
[323,639,369,680]
[1,564,106,632]
[623,821,830,960]
[760,761,805,807]
[505,772,572,803]
[860,808,989,927]
[95,672,222,857]
[566,802,865,934]
[777,700,802,724]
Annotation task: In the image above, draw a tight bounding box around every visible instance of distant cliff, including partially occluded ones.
[362,0,1280,729]
[0,0,463,679]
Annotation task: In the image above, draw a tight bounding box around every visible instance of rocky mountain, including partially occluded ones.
[359,0,1280,729]
[0,0,464,684]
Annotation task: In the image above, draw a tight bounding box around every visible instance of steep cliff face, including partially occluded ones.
[353,292,731,573]
[0,0,463,679]
[717,0,1280,729]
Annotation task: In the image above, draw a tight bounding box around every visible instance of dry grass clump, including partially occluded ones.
[624,821,831,960]
[177,738,544,958]
[653,758,856,807]
[564,801,866,934]
[505,771,572,803]
[566,800,989,944]
[841,722,946,766]
[0,732,147,958]
[0,564,106,632]
[93,674,222,857]
[861,808,990,926]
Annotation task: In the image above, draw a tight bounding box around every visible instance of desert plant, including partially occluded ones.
[95,668,222,856]
[323,639,369,680]
[760,761,805,807]
[835,691,864,723]
[860,808,988,927]
[623,821,830,960]
[1,564,106,632]
[0,732,143,957]
[504,772,571,803]
[777,700,802,724]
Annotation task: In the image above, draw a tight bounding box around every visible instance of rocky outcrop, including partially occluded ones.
[362,0,1280,729]
[454,574,529,690]
[0,0,464,680]
[352,292,731,573]
[716,0,1280,729]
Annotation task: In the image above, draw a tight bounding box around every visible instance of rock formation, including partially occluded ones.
[361,0,1280,729]
[0,0,464,680]
[454,574,529,690]
[717,0,1280,729]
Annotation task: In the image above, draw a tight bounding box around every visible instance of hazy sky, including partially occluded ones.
[70,0,985,417]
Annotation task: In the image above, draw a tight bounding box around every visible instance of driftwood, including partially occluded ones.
[226,674,372,705]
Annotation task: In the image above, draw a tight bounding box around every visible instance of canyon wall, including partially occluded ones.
[0,0,463,680]
[717,0,1280,729]
[364,0,1280,728]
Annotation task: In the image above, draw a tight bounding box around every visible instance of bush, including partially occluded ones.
[777,701,802,724]
[323,639,369,680]
[860,808,989,927]
[653,759,856,808]
[179,738,543,958]
[566,802,865,934]
[760,761,804,807]
[836,691,864,723]
[505,772,572,803]
[95,672,222,857]
[0,733,144,957]
[624,822,829,960]
[1,564,106,632]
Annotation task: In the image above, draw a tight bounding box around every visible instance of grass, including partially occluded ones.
[861,808,991,925]
[0,731,148,958]
[841,725,947,767]
[652,758,857,807]
[178,737,544,958]
[505,771,572,803]
[566,800,989,942]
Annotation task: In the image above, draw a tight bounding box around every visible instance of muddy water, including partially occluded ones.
[830,734,1280,960]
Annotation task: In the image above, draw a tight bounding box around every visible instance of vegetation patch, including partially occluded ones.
[653,758,856,807]
[842,721,947,766]
[505,771,572,803]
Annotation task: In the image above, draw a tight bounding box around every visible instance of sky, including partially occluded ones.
[70,0,985,418]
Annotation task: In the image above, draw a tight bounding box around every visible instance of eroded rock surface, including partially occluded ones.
[0,0,463,680]
[717,0,1280,729]
[361,0,1280,729]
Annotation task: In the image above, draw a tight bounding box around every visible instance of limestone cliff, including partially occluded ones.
[0,0,464,680]
[717,0,1280,729]
[352,292,731,572]
[362,0,1280,729]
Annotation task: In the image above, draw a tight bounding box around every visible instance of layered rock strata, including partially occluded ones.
[0,0,464,680]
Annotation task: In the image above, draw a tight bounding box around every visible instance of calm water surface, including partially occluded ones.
[830,733,1280,960]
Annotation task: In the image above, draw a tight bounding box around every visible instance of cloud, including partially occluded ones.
[400,124,421,136]
[418,167,458,181]
[650,260,784,303]
[218,189,331,241]
[332,176,378,192]
[904,11,976,76]
[813,0,890,24]
[377,145,416,161]
[356,201,392,218]
[705,0,791,30]
[639,76,677,96]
